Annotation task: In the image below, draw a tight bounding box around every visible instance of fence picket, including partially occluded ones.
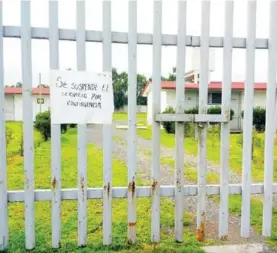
[76,1,87,246]
[219,0,234,240]
[151,0,162,243]
[196,0,210,242]
[127,0,137,244]
[262,0,277,237]
[241,0,256,238]
[0,1,8,250]
[174,0,187,242]
[49,1,61,248]
[21,0,35,249]
[102,0,113,245]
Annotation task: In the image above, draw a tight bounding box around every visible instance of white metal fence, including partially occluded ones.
[1,0,277,251]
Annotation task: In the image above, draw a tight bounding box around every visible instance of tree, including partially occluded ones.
[137,74,148,105]
[166,67,176,81]
[112,68,128,110]
[16,82,22,87]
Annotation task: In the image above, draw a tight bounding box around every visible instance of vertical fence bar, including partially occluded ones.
[21,0,35,249]
[262,0,277,237]
[241,0,256,238]
[196,0,210,242]
[0,1,8,250]
[76,0,87,246]
[219,0,234,240]
[102,0,112,245]
[151,0,162,243]
[127,0,137,244]
[174,0,187,243]
[49,0,61,248]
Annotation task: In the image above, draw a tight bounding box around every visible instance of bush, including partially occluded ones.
[34,111,68,141]
[161,107,176,134]
[241,107,266,132]
[69,124,77,128]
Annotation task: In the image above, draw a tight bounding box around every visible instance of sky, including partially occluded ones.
[0,0,272,86]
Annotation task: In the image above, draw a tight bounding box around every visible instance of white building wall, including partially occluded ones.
[147,90,167,125]
[4,95,14,121]
[13,94,50,121]
[241,90,266,109]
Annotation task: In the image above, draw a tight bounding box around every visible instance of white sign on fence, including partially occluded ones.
[50,70,114,124]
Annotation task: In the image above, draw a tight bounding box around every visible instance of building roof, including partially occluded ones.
[4,87,50,95]
[142,81,267,96]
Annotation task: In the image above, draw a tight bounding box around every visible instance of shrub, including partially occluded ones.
[69,124,77,128]
[241,107,266,132]
[34,111,68,141]
[207,106,234,124]
[161,107,175,134]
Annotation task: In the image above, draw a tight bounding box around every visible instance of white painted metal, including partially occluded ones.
[127,0,137,244]
[151,0,162,243]
[241,0,256,238]
[174,0,187,242]
[1,26,272,49]
[155,114,228,123]
[76,1,87,246]
[196,0,210,241]
[6,183,277,203]
[49,1,61,248]
[21,0,35,250]
[219,0,234,240]
[262,0,277,237]
[0,1,8,250]
[102,0,113,246]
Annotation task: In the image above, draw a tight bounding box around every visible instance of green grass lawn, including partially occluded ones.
[137,123,277,248]
[113,113,147,125]
[6,122,205,253]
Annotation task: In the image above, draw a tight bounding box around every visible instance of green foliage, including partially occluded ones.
[34,111,51,141]
[241,107,266,132]
[34,111,67,141]
[112,68,148,109]
[161,107,176,134]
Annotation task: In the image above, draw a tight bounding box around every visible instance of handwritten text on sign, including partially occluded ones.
[50,70,114,124]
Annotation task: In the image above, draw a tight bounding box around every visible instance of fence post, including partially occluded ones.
[151,0,162,243]
[127,0,137,244]
[219,0,234,240]
[196,0,210,242]
[49,0,61,248]
[21,0,35,249]
[76,1,87,246]
[0,1,8,250]
[174,0,187,242]
[102,0,113,245]
[262,0,277,237]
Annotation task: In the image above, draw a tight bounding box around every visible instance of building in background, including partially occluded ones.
[4,87,50,121]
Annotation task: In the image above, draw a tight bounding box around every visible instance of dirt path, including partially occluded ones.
[87,122,267,246]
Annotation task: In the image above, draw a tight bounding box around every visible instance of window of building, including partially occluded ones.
[208,92,222,105]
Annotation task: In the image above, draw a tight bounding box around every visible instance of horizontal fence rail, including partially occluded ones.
[1,26,273,49]
[1,0,277,251]
[6,183,277,202]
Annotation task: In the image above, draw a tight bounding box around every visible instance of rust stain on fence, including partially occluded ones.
[196,212,206,242]
[128,222,136,227]
[51,177,57,190]
[128,180,136,199]
[151,181,158,194]
[104,182,111,199]
[80,176,85,194]
[220,235,228,241]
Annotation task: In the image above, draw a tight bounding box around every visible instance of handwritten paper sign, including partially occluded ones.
[50,70,114,124]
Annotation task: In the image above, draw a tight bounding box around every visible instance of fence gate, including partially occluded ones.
[0,0,277,251]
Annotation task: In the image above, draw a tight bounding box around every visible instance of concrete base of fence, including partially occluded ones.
[202,243,274,253]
